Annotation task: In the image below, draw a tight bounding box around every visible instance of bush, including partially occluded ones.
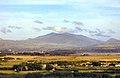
[46,64,54,70]
[92,61,101,66]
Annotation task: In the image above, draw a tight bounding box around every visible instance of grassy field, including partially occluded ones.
[0,54,120,74]
[1,54,120,65]
[0,70,49,75]
[0,55,39,68]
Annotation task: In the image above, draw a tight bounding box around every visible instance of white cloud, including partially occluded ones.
[43,26,73,33]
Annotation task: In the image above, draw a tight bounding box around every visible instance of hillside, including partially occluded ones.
[0,33,102,50]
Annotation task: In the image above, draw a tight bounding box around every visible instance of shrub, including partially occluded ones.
[46,64,54,70]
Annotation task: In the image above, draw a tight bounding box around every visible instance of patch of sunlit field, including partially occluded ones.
[4,55,39,60]
[0,54,120,68]
[0,55,39,68]
[19,70,49,74]
[0,60,25,68]
[36,55,120,62]
[0,70,16,74]
[74,55,120,61]
[0,70,49,75]
[2,54,120,62]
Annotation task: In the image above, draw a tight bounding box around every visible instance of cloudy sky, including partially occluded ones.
[0,0,120,41]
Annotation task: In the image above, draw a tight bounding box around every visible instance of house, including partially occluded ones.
[101,63,109,67]
[41,64,46,69]
[52,64,58,67]
[115,64,120,67]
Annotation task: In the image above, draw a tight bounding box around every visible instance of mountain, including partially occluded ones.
[30,33,102,47]
[0,33,102,50]
[107,38,120,42]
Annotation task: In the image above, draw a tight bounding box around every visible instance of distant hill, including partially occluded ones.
[0,33,102,50]
[94,38,120,48]
[107,38,120,42]
[96,41,120,48]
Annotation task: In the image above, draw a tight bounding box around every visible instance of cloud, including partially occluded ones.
[42,27,54,30]
[43,26,73,33]
[72,21,84,26]
[93,33,111,37]
[96,28,105,33]
[33,28,41,32]
[75,27,83,32]
[88,30,97,33]
[63,20,84,26]
[74,27,109,37]
[82,29,88,32]
[84,28,111,37]
[8,26,22,29]
[0,27,12,34]
[90,28,111,37]
[63,19,69,23]
[75,28,97,33]
[74,27,98,33]
[34,20,43,24]
[108,29,116,34]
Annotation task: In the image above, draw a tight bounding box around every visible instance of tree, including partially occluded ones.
[92,61,101,66]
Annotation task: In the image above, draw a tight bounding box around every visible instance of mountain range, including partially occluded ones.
[0,33,120,50]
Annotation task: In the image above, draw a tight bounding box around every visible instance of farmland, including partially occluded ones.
[3,54,120,62]
[0,54,120,75]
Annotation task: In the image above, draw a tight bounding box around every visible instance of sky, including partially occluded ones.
[0,0,120,41]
